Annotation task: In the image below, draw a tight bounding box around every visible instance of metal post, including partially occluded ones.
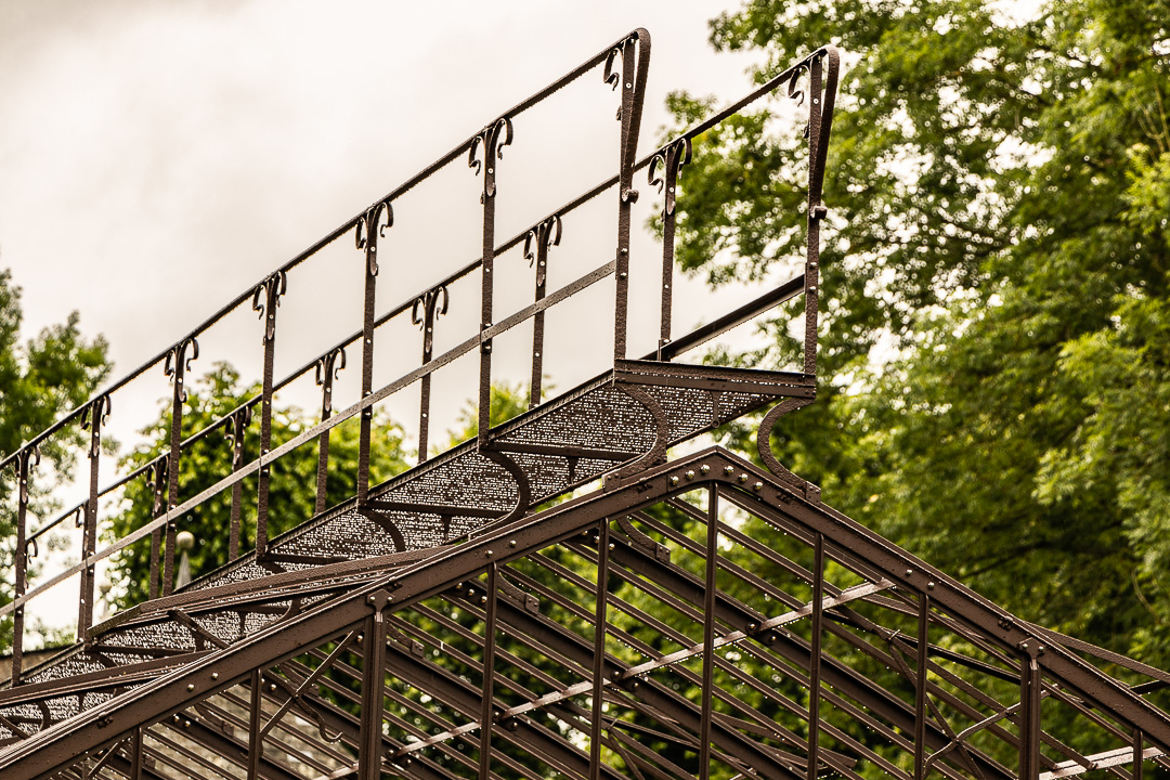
[253,271,286,557]
[412,286,448,464]
[803,57,824,376]
[78,396,109,642]
[699,486,719,780]
[589,519,610,778]
[359,604,389,780]
[247,669,263,780]
[914,594,929,780]
[1133,728,1144,780]
[130,726,143,780]
[356,201,392,506]
[224,407,251,560]
[807,532,824,780]
[608,31,649,362]
[471,118,513,444]
[314,347,344,515]
[612,43,635,362]
[146,458,167,600]
[10,446,38,685]
[162,336,197,596]
[479,563,499,780]
[525,216,561,408]
[1019,640,1043,780]
[649,138,690,361]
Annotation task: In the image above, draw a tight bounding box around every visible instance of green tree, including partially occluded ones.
[0,267,112,498]
[0,267,110,647]
[672,0,1170,675]
[106,362,411,606]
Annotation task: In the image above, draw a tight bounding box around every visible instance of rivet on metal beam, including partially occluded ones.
[700,464,710,474]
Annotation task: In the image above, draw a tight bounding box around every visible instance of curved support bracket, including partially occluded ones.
[481,449,533,527]
[604,384,669,486]
[469,117,514,202]
[357,506,408,554]
[251,270,288,345]
[757,399,821,502]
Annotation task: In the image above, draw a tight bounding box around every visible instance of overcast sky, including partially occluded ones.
[1,0,765,375]
[1,0,835,628]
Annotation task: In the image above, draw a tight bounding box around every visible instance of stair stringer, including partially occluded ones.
[2,446,1169,779]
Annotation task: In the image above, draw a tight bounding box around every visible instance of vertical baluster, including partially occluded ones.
[606,32,649,362]
[478,563,498,780]
[146,457,167,600]
[524,216,561,408]
[9,446,39,685]
[78,396,110,641]
[1133,728,1144,780]
[252,271,287,557]
[1018,639,1043,780]
[247,669,263,780]
[360,594,389,780]
[589,518,610,779]
[355,202,392,506]
[470,117,513,444]
[803,56,825,377]
[313,347,345,515]
[162,337,198,596]
[222,406,252,560]
[699,486,718,780]
[914,594,929,780]
[412,286,448,463]
[807,532,824,780]
[648,139,691,361]
[130,726,143,780]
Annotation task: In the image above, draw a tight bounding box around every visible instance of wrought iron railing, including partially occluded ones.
[0,29,838,685]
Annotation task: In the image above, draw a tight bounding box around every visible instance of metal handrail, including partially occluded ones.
[0,36,839,688]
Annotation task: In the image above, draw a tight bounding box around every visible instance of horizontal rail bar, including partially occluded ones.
[1039,747,1164,779]
[3,44,834,633]
[6,40,827,509]
[0,29,651,474]
[0,259,616,620]
[651,274,805,361]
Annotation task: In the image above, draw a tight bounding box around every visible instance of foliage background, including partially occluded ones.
[669,0,1170,671]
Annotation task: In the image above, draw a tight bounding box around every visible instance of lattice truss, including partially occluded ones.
[4,450,1169,780]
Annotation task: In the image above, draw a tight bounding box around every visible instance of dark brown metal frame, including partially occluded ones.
[0,29,828,659]
[3,450,1170,779]
[2,25,1167,780]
